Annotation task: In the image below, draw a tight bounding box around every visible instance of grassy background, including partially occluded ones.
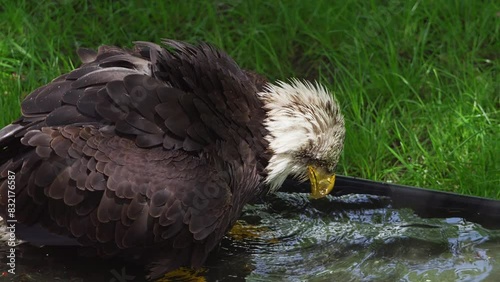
[1,0,498,198]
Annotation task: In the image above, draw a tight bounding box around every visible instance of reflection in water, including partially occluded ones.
[1,193,499,281]
[207,193,500,282]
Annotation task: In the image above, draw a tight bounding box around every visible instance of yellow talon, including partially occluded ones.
[228,220,278,243]
[155,267,207,282]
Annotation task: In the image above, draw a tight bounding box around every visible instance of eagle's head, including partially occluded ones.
[259,79,345,199]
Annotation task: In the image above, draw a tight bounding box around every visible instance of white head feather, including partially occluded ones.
[258,79,345,192]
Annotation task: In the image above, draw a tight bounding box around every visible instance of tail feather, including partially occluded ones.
[0,122,23,146]
[0,122,27,167]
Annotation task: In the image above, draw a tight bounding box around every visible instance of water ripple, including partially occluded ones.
[209,193,500,281]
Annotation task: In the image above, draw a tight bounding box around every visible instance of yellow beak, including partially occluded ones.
[307,165,336,199]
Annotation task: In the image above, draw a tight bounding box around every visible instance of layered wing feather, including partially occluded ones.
[0,40,269,278]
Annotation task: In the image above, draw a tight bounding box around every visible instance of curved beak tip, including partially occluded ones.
[308,166,336,199]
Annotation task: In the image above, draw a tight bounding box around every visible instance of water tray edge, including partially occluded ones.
[282,176,500,230]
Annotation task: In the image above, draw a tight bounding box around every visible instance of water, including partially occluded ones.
[1,193,499,281]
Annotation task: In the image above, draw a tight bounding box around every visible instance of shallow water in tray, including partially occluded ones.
[1,193,499,281]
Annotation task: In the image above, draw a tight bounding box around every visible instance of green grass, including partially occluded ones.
[0,0,498,198]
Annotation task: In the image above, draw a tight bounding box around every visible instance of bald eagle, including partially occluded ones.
[0,40,345,279]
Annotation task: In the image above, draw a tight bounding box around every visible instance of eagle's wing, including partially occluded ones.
[0,125,232,269]
[2,44,211,152]
[0,41,266,277]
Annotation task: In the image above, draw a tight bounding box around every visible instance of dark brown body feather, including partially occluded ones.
[0,40,270,278]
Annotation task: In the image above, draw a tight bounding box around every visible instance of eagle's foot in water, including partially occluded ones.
[227,220,278,243]
[154,267,207,282]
